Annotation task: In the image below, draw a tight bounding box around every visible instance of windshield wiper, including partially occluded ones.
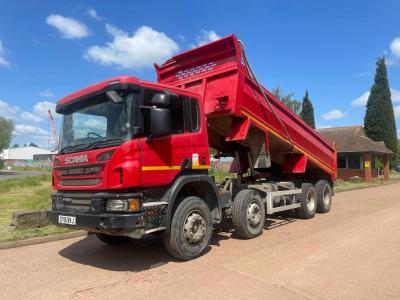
[60,144,87,154]
[85,138,124,150]
[60,138,123,154]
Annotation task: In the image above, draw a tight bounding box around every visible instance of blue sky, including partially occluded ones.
[0,0,399,149]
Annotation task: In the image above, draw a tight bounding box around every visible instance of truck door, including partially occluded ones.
[139,89,192,187]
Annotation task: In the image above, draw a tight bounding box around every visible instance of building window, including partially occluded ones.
[337,153,347,168]
[347,153,361,169]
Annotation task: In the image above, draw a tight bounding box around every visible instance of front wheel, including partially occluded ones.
[164,196,212,260]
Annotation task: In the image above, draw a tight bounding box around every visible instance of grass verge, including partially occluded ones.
[0,176,73,243]
[334,171,400,192]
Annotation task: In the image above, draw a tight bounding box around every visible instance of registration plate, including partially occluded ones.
[58,215,76,225]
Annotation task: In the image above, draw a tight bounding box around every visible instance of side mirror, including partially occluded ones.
[150,107,171,137]
[151,91,178,107]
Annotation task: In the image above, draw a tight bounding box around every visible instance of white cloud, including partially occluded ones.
[39,89,54,98]
[176,34,186,42]
[46,14,90,39]
[316,125,332,129]
[0,40,10,67]
[322,109,347,120]
[391,88,400,102]
[394,105,400,118]
[0,100,20,118]
[351,91,370,107]
[87,8,101,21]
[15,124,49,136]
[20,111,43,123]
[33,101,59,119]
[390,37,400,58]
[84,118,106,129]
[85,25,178,69]
[0,99,59,148]
[194,30,221,47]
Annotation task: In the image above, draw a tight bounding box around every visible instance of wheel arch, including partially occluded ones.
[161,174,221,232]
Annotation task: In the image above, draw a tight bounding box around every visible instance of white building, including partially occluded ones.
[0,146,56,168]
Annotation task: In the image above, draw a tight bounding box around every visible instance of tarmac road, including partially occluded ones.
[1,183,400,299]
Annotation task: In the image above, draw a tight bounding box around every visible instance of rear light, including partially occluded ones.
[97,150,115,162]
[106,198,140,212]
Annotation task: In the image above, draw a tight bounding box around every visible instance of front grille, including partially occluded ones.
[60,178,101,186]
[57,164,102,176]
[62,198,92,211]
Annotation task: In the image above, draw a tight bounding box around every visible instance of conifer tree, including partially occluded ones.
[364,57,397,164]
[299,90,315,128]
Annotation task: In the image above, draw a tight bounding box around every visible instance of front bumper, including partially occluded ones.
[48,210,145,238]
[48,191,146,238]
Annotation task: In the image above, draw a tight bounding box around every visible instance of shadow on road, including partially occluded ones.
[264,214,297,230]
[59,214,297,272]
[59,234,175,272]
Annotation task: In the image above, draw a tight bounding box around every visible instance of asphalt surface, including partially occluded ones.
[1,183,400,299]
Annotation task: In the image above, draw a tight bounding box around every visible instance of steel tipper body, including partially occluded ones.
[155,35,336,182]
[49,35,336,260]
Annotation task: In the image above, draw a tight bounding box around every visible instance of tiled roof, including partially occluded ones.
[317,126,392,154]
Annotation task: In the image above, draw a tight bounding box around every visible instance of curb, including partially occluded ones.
[0,230,87,250]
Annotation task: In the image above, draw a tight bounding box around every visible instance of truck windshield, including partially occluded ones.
[59,95,130,154]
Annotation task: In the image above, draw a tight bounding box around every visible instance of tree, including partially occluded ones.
[12,143,19,148]
[272,86,301,114]
[28,142,38,147]
[0,117,14,153]
[364,57,397,165]
[299,90,315,128]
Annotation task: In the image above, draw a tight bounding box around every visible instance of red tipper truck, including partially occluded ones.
[48,35,337,260]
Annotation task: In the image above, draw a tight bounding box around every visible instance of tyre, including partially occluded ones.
[96,233,131,245]
[163,196,212,260]
[315,180,332,213]
[232,189,265,239]
[295,183,317,219]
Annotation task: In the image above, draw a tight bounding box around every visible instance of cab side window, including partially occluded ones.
[188,98,200,132]
[170,96,184,134]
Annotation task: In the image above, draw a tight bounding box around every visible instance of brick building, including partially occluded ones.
[318,126,392,182]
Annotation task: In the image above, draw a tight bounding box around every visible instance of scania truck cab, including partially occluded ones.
[48,35,335,260]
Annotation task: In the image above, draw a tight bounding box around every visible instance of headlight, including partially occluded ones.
[106,198,140,212]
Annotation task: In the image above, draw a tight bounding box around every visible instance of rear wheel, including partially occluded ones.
[96,233,131,245]
[164,196,212,260]
[315,180,332,213]
[295,183,317,219]
[232,189,265,239]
